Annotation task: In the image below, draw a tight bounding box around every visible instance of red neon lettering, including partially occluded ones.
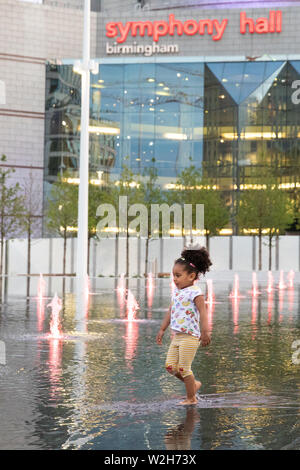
[105,11,281,43]
[106,22,118,38]
[240,10,282,34]
[213,19,228,41]
[131,21,153,38]
[116,22,132,43]
[240,12,254,34]
[183,19,199,36]
[153,21,169,42]
[199,19,214,36]
[169,14,183,36]
[276,11,282,33]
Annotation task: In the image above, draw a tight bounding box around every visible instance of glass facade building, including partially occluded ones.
[45,59,300,230]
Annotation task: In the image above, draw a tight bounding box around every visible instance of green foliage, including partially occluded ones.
[237,173,294,236]
[46,173,78,237]
[168,165,230,238]
[0,155,24,238]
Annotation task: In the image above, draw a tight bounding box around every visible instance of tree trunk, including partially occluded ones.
[87,236,91,276]
[206,233,210,252]
[145,236,149,277]
[258,231,262,271]
[26,222,31,298]
[63,232,67,276]
[0,234,3,304]
[63,231,67,294]
[126,227,129,278]
[268,234,272,271]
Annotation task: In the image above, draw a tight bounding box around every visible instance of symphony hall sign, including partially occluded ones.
[105,11,282,56]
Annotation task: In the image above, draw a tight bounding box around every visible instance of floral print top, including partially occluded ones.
[170,284,202,338]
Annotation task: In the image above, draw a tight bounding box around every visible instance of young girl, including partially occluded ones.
[156,246,212,405]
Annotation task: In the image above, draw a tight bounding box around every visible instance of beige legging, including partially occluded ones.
[165,333,200,378]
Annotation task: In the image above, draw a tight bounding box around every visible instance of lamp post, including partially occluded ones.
[74,0,98,307]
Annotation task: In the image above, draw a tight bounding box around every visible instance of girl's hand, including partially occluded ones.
[200,331,211,347]
[156,329,165,345]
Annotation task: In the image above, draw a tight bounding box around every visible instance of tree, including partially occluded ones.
[237,176,294,270]
[264,187,294,270]
[46,174,78,283]
[109,164,142,278]
[87,182,113,275]
[139,163,164,276]
[167,165,230,250]
[0,155,24,302]
[19,173,43,298]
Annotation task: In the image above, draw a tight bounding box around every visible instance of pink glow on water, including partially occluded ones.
[117,274,126,314]
[125,319,139,371]
[47,294,63,339]
[267,271,274,294]
[229,274,240,299]
[278,270,286,290]
[279,289,284,321]
[48,338,63,399]
[146,272,155,309]
[231,297,240,335]
[251,272,260,297]
[37,273,46,304]
[206,279,214,305]
[288,286,294,314]
[251,295,258,340]
[251,294,258,324]
[288,270,295,289]
[36,298,45,332]
[126,289,139,321]
[267,290,273,324]
[85,275,90,300]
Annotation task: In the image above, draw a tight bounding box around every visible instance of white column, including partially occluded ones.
[76,0,91,300]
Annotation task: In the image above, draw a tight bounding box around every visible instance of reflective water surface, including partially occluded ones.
[0,274,299,450]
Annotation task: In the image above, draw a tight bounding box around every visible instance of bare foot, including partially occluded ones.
[195,380,202,394]
[179,398,198,405]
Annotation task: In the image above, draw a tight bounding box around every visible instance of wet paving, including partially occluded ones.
[0,273,299,450]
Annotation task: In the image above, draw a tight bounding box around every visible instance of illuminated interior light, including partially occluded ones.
[147,78,155,82]
[164,132,188,140]
[156,90,170,96]
[87,126,120,135]
[219,229,233,235]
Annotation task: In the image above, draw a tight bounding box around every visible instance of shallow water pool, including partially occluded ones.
[0,275,299,450]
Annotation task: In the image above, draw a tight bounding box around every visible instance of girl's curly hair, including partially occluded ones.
[175,244,212,278]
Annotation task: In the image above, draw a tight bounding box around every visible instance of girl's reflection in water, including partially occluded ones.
[164,407,200,450]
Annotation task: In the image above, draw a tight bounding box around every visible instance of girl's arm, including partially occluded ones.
[194,295,211,347]
[156,304,171,345]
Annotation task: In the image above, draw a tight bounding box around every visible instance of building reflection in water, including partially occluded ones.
[48,338,63,399]
[267,290,274,325]
[125,320,139,371]
[125,290,140,370]
[288,285,294,322]
[231,297,240,335]
[36,297,45,333]
[206,279,215,331]
[278,289,285,323]
[251,294,258,340]
[146,273,155,319]
[164,407,200,450]
[117,274,126,318]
